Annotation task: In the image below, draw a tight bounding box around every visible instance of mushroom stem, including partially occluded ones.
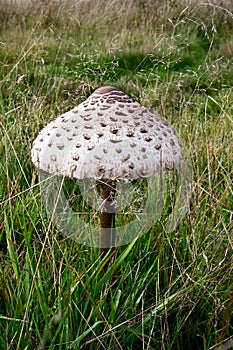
[99,180,116,260]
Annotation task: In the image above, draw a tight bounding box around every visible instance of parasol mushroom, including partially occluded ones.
[31,86,184,262]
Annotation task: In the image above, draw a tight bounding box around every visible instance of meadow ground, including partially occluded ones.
[0,1,233,349]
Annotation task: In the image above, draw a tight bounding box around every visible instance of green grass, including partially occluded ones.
[0,0,233,349]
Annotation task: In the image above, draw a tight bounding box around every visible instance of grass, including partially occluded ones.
[0,0,233,349]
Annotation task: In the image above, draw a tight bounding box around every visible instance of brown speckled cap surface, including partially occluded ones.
[31,86,182,179]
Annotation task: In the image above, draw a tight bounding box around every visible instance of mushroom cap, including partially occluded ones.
[31,86,182,179]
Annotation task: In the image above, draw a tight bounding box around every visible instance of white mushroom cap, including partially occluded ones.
[31,86,182,179]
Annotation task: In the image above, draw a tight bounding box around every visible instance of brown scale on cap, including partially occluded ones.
[94,86,119,94]
[92,86,134,104]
